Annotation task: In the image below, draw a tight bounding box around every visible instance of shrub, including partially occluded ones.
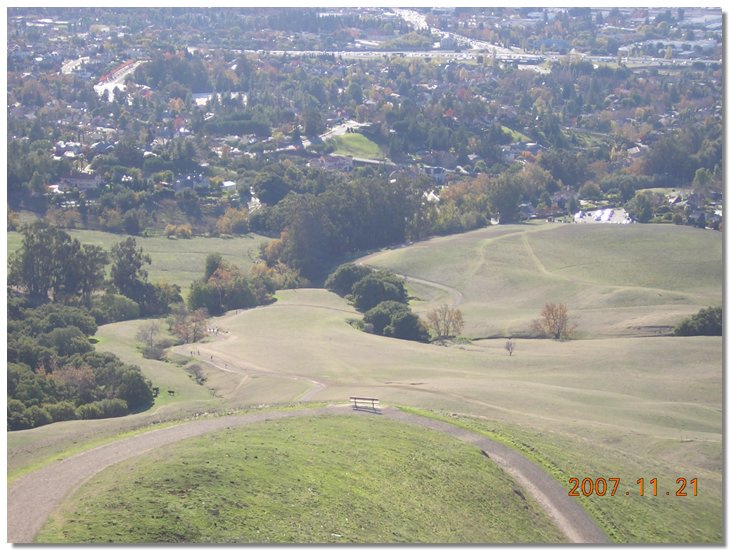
[39,326,93,356]
[674,306,722,336]
[76,402,103,420]
[364,301,412,334]
[7,399,31,431]
[45,401,78,422]
[27,404,53,427]
[325,263,374,297]
[351,271,407,312]
[91,292,141,324]
[363,301,429,342]
[25,303,98,336]
[97,398,129,418]
[117,369,154,410]
[383,309,430,342]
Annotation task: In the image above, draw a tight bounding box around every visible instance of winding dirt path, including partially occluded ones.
[355,254,464,308]
[401,273,465,307]
[7,406,609,544]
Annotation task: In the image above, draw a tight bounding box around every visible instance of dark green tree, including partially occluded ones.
[9,222,68,303]
[77,244,109,306]
[625,192,656,223]
[488,174,523,223]
[674,306,722,336]
[204,252,224,281]
[383,309,430,342]
[280,194,334,279]
[116,369,154,410]
[351,272,408,312]
[363,300,412,334]
[253,172,291,206]
[110,237,151,303]
[90,293,140,325]
[38,326,93,357]
[325,263,374,297]
[9,223,108,305]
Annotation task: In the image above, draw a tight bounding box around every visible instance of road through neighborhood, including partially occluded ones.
[8,405,608,543]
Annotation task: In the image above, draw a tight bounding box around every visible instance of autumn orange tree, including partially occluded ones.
[531,303,575,340]
[426,304,464,340]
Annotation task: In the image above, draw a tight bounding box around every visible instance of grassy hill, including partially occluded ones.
[361,222,722,338]
[10,221,723,543]
[183,288,721,542]
[37,414,566,543]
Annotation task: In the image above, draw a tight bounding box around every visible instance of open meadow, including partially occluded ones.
[329,132,384,160]
[362,222,722,338]
[8,221,723,543]
[7,229,271,293]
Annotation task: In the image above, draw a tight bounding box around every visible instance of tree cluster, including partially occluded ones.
[7,300,154,430]
[326,263,429,342]
[9,223,182,319]
[6,225,185,430]
[674,306,722,336]
[110,237,184,317]
[134,50,212,95]
[9,222,108,306]
[426,304,465,340]
[189,260,261,316]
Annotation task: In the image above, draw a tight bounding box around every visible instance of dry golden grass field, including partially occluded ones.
[8,221,723,543]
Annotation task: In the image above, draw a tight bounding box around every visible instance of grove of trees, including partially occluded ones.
[8,301,154,430]
[5,224,194,430]
[674,306,722,336]
[325,263,429,342]
[9,223,182,318]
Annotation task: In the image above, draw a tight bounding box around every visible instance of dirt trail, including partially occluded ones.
[355,253,464,308]
[402,274,464,307]
[7,406,609,544]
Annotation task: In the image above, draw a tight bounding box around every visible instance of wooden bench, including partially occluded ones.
[350,396,380,413]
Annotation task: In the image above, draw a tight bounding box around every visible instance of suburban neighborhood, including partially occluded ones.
[6,7,724,546]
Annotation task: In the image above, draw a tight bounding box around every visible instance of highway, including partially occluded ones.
[240,9,717,71]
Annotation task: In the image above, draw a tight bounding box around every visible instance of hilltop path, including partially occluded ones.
[8,405,609,544]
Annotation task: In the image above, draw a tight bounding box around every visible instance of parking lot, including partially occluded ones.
[573,207,632,224]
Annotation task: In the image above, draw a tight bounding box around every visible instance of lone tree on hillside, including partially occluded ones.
[426,304,464,340]
[531,303,575,340]
[136,321,164,359]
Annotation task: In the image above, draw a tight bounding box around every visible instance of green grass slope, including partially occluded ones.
[329,133,384,159]
[9,222,722,543]
[188,289,721,542]
[37,415,566,543]
[362,222,722,338]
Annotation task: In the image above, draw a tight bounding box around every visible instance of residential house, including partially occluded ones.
[173,172,210,192]
[309,155,353,172]
[57,172,104,193]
